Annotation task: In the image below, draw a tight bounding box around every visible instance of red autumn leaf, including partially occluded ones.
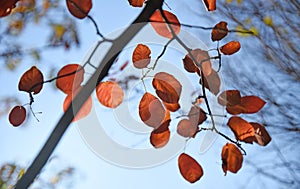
[182,49,212,76]
[9,105,26,127]
[163,101,180,112]
[227,116,255,142]
[240,96,266,114]
[18,66,44,94]
[63,86,93,122]
[150,10,181,39]
[66,0,92,19]
[218,90,241,106]
[226,104,245,115]
[178,153,204,183]
[203,0,216,11]
[152,72,182,103]
[250,122,272,146]
[221,143,243,175]
[150,110,171,148]
[220,41,241,55]
[139,92,166,129]
[128,0,145,7]
[200,69,221,95]
[0,0,19,17]
[188,106,207,125]
[96,81,124,108]
[177,119,198,138]
[132,44,151,69]
[211,21,228,42]
[56,64,84,94]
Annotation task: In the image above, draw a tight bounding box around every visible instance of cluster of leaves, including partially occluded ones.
[5,0,272,186]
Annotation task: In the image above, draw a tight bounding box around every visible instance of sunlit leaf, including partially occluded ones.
[56,64,84,94]
[66,0,92,19]
[220,41,241,55]
[9,106,26,127]
[218,90,241,106]
[188,106,207,126]
[150,10,181,38]
[150,110,171,148]
[128,0,145,7]
[203,0,216,11]
[163,101,180,112]
[227,116,255,142]
[182,49,212,76]
[139,92,166,129]
[211,21,228,42]
[177,119,198,138]
[96,81,124,108]
[18,66,44,94]
[178,153,204,183]
[132,44,151,69]
[250,122,271,146]
[63,86,92,122]
[0,0,19,17]
[152,72,182,103]
[240,96,266,114]
[200,69,220,95]
[221,143,243,175]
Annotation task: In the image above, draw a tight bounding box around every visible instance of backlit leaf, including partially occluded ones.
[200,69,220,95]
[0,0,19,17]
[66,0,92,19]
[220,41,241,55]
[218,90,241,106]
[203,0,216,11]
[18,66,44,94]
[128,0,145,7]
[240,96,266,114]
[227,116,255,142]
[150,110,171,148]
[152,72,182,103]
[150,10,181,38]
[63,86,92,122]
[139,92,166,129]
[132,44,151,69]
[163,101,180,112]
[182,49,212,76]
[9,106,26,127]
[56,64,84,94]
[221,143,243,175]
[178,153,204,183]
[177,119,198,138]
[96,81,124,108]
[188,106,207,125]
[211,21,228,42]
[250,122,271,146]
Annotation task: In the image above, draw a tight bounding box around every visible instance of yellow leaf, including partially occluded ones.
[263,16,273,26]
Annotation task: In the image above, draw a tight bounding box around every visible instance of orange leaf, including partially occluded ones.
[250,122,272,146]
[139,92,166,129]
[96,81,124,108]
[150,10,181,38]
[221,143,243,175]
[211,21,228,42]
[18,66,44,94]
[152,72,182,103]
[203,0,216,11]
[150,110,171,148]
[220,41,241,55]
[128,0,145,7]
[226,104,245,115]
[188,106,207,125]
[56,64,84,94]
[177,119,198,138]
[178,153,204,183]
[163,101,180,112]
[66,0,92,19]
[9,106,26,127]
[227,116,255,142]
[218,90,241,106]
[63,86,93,122]
[240,96,266,114]
[182,49,212,76]
[132,44,151,69]
[0,0,19,17]
[200,69,220,95]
